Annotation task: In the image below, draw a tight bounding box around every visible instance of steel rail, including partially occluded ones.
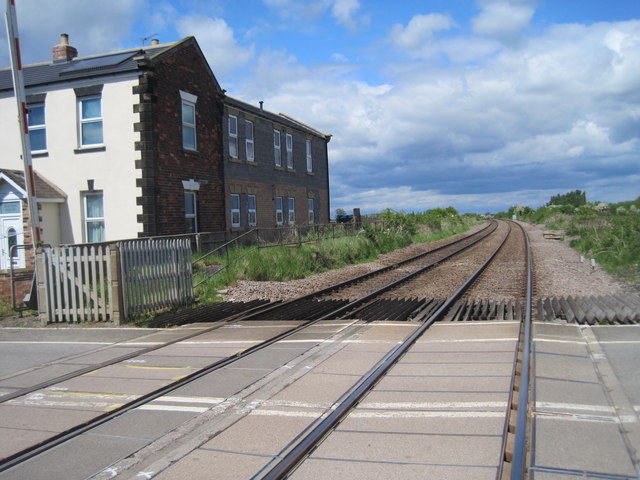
[238,220,496,321]
[0,300,269,404]
[0,222,493,408]
[254,221,514,480]
[0,221,500,473]
[304,220,499,321]
[510,221,534,479]
[310,220,497,300]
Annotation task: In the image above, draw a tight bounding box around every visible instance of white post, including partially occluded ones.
[5,0,41,250]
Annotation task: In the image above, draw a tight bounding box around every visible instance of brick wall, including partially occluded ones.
[223,104,330,229]
[134,39,226,236]
[225,180,325,230]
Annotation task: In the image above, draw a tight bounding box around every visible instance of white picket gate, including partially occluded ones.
[37,237,194,323]
[39,245,113,323]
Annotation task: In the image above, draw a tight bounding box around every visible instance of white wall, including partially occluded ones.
[0,75,142,244]
[39,203,62,246]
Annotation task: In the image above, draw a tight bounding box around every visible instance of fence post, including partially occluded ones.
[35,248,49,325]
[109,244,124,325]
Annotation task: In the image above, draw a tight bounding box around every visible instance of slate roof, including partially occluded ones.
[0,169,66,202]
[225,96,331,140]
[0,41,177,94]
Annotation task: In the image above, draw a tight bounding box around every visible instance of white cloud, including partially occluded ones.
[472,1,535,42]
[234,18,640,213]
[261,0,326,21]
[175,16,254,77]
[331,52,349,62]
[331,0,364,30]
[390,13,456,53]
[5,0,637,214]
[1,0,147,64]
[262,0,367,30]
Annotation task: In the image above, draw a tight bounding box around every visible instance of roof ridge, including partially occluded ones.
[278,113,331,138]
[0,40,180,72]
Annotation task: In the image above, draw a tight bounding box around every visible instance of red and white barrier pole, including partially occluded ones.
[5,0,41,246]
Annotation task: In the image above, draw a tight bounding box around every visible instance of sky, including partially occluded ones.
[2,0,639,215]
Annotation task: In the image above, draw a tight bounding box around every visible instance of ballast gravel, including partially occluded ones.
[223,222,625,303]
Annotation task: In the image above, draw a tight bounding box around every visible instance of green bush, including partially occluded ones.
[547,189,587,208]
[194,206,481,303]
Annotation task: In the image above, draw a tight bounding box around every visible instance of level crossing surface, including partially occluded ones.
[0,325,214,398]
[530,322,640,479]
[0,320,639,479]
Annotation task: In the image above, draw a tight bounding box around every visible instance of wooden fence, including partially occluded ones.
[36,237,193,324]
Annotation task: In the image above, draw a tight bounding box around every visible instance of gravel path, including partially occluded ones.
[522,222,623,297]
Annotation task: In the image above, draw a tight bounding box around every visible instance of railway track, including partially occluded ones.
[252,219,533,479]
[0,221,497,405]
[5,222,636,480]
[0,221,498,469]
[0,220,530,476]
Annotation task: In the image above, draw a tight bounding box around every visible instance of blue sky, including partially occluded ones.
[2,0,639,214]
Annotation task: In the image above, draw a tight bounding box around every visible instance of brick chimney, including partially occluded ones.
[52,33,78,62]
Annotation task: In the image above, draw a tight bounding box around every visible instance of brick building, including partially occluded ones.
[0,35,331,302]
[223,97,331,231]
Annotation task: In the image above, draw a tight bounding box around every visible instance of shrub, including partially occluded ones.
[547,190,587,208]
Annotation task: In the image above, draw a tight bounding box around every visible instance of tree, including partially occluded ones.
[335,208,347,217]
[547,190,587,208]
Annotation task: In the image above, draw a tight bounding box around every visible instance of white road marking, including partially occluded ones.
[418,338,516,343]
[152,395,226,404]
[137,405,209,413]
[361,401,508,410]
[0,341,112,345]
[177,340,260,345]
[536,402,616,414]
[350,410,506,419]
[250,409,505,419]
[250,409,324,418]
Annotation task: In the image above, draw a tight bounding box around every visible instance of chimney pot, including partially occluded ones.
[259,101,264,111]
[52,33,77,62]
[151,39,159,46]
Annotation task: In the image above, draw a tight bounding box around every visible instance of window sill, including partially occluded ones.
[31,151,49,158]
[75,145,106,154]
[246,160,257,166]
[275,165,284,171]
[286,168,296,173]
[0,266,29,274]
[183,148,199,155]
[229,157,243,163]
[306,171,315,176]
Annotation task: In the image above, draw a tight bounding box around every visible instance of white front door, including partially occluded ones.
[1,216,25,270]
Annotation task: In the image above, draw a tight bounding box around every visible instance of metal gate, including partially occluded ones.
[119,238,193,318]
